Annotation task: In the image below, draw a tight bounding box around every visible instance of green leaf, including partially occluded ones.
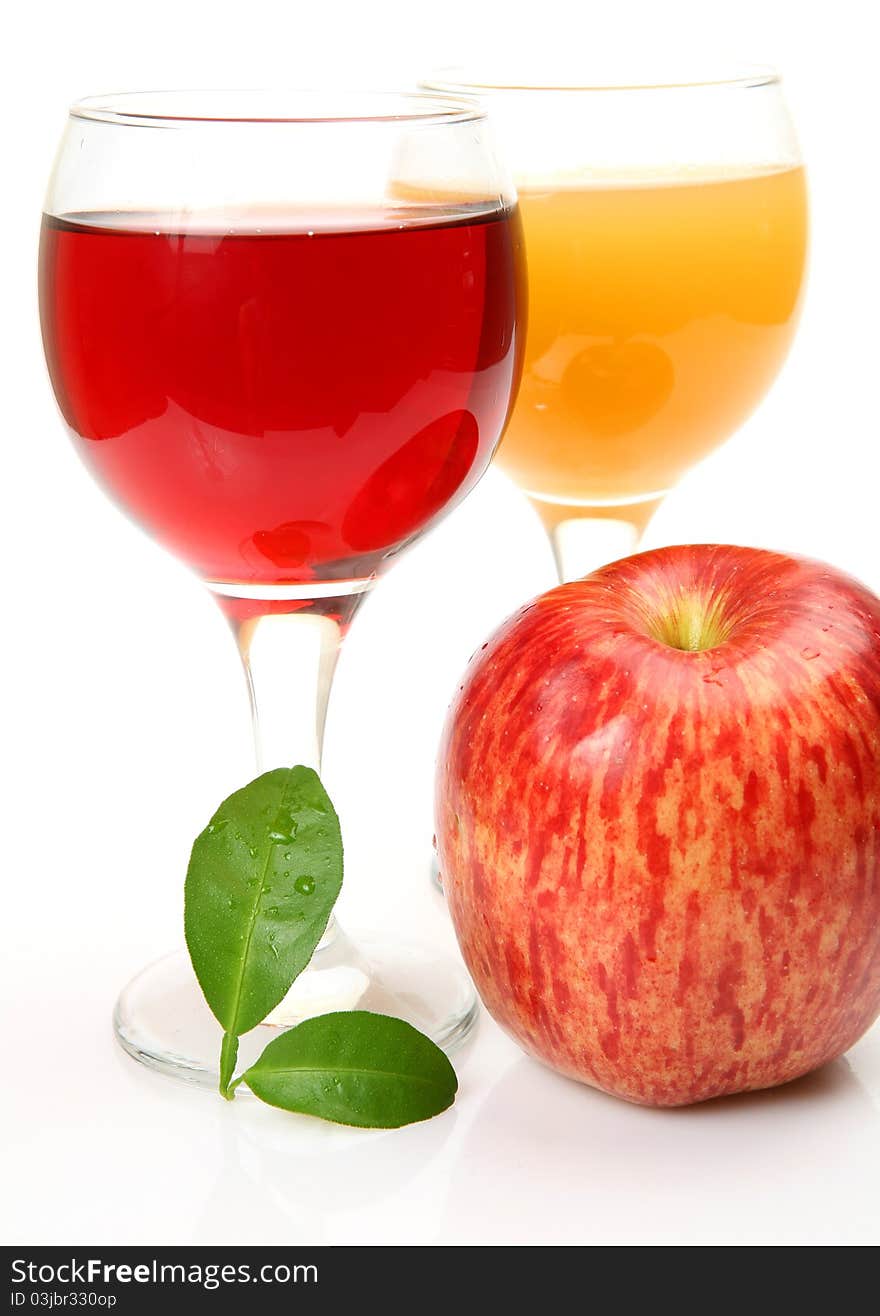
[184,766,343,1086]
[242,1012,458,1128]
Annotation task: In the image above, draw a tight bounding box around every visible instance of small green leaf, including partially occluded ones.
[242,1012,458,1128]
[184,766,343,1084]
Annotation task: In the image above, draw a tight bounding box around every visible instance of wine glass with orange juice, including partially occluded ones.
[421,68,808,579]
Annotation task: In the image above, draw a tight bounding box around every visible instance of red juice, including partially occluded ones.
[39,206,524,586]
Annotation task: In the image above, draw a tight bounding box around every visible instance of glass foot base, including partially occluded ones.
[113,930,478,1089]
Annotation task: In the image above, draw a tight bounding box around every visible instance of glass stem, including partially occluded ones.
[530,494,665,583]
[215,588,371,949]
[233,607,341,774]
[216,590,368,775]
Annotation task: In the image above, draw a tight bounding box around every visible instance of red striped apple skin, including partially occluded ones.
[435,545,880,1106]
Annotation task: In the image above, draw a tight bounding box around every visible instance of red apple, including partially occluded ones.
[435,545,880,1106]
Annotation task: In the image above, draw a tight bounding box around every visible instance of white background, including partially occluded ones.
[3,0,880,1246]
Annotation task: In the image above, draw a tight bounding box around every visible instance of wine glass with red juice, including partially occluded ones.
[39,90,525,1083]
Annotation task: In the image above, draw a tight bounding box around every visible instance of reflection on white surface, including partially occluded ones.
[194,1087,456,1244]
[439,1037,880,1245]
[3,951,878,1245]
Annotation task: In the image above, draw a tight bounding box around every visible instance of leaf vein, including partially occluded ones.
[227,773,299,1036]
[248,1064,448,1089]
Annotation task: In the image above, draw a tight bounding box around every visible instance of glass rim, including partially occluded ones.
[68,88,487,127]
[421,65,781,93]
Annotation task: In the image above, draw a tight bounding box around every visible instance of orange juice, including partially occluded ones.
[500,166,807,506]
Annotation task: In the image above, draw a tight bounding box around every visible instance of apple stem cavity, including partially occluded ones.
[649,589,734,653]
